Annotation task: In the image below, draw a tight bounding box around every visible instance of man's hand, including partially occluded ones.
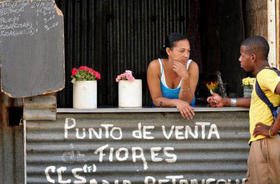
[207,90,224,107]
[175,99,195,119]
[253,122,272,137]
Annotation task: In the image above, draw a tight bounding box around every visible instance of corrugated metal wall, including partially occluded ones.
[25,111,250,183]
[55,0,191,107]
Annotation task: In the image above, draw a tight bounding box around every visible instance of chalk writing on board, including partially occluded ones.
[64,118,220,140]
[34,1,58,31]
[0,2,28,16]
[43,14,55,23]
[0,17,19,24]
[44,167,247,184]
[0,28,34,37]
[93,144,176,171]
[61,143,87,163]
[44,21,58,31]
[33,1,56,16]
[0,1,60,38]
[43,118,246,184]
[0,21,34,32]
[64,118,123,140]
[45,164,97,184]
[62,118,221,171]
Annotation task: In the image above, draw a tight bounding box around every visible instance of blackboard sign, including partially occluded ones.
[0,0,64,98]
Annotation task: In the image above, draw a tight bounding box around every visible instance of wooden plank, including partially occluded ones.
[0,0,65,98]
[0,94,3,184]
[267,0,277,67]
[0,93,25,184]
[245,0,267,38]
[277,0,280,68]
[1,95,15,184]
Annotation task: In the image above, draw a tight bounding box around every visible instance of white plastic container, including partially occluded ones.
[118,79,142,108]
[243,85,253,98]
[73,81,97,109]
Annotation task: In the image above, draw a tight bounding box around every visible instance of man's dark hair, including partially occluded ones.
[241,36,270,60]
[160,32,188,58]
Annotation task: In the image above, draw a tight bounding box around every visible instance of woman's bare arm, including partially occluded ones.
[178,61,199,103]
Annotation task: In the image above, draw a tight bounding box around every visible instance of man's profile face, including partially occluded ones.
[239,45,254,72]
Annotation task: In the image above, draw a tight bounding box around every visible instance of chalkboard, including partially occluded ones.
[0,0,64,98]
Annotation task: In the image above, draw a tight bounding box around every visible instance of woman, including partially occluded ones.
[147,32,199,119]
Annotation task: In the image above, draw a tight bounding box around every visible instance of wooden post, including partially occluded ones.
[276,0,280,68]
[268,0,277,67]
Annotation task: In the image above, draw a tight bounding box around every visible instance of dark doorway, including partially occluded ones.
[55,0,245,107]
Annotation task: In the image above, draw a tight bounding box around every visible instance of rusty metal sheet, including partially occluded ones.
[24,93,56,120]
[25,110,250,184]
[0,0,65,98]
[0,93,24,184]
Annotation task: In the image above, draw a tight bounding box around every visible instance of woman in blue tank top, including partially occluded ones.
[147,32,199,119]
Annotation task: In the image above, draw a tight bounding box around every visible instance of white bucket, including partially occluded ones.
[118,79,142,108]
[243,85,253,98]
[73,81,97,109]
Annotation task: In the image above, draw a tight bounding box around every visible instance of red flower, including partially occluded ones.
[72,67,78,76]
[79,66,88,71]
[93,70,101,80]
[71,66,101,83]
[88,68,94,74]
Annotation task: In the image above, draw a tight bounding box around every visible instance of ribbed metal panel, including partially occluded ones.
[55,0,190,107]
[23,93,57,121]
[25,111,249,183]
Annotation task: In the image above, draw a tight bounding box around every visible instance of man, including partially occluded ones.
[207,36,280,184]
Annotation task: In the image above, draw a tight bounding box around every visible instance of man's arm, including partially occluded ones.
[254,82,280,137]
[207,90,251,108]
[271,82,280,135]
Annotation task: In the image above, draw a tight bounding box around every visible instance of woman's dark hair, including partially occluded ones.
[160,32,188,58]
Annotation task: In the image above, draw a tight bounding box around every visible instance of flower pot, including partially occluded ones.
[243,85,253,98]
[73,81,97,109]
[118,79,142,108]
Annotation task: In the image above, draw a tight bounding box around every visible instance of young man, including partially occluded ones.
[207,36,280,184]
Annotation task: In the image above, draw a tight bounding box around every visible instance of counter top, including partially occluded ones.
[57,107,249,113]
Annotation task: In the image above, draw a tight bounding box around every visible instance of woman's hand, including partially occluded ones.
[175,99,195,119]
[253,122,272,137]
[207,90,224,107]
[172,61,188,78]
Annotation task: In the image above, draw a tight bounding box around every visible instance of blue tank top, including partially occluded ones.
[159,59,196,106]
